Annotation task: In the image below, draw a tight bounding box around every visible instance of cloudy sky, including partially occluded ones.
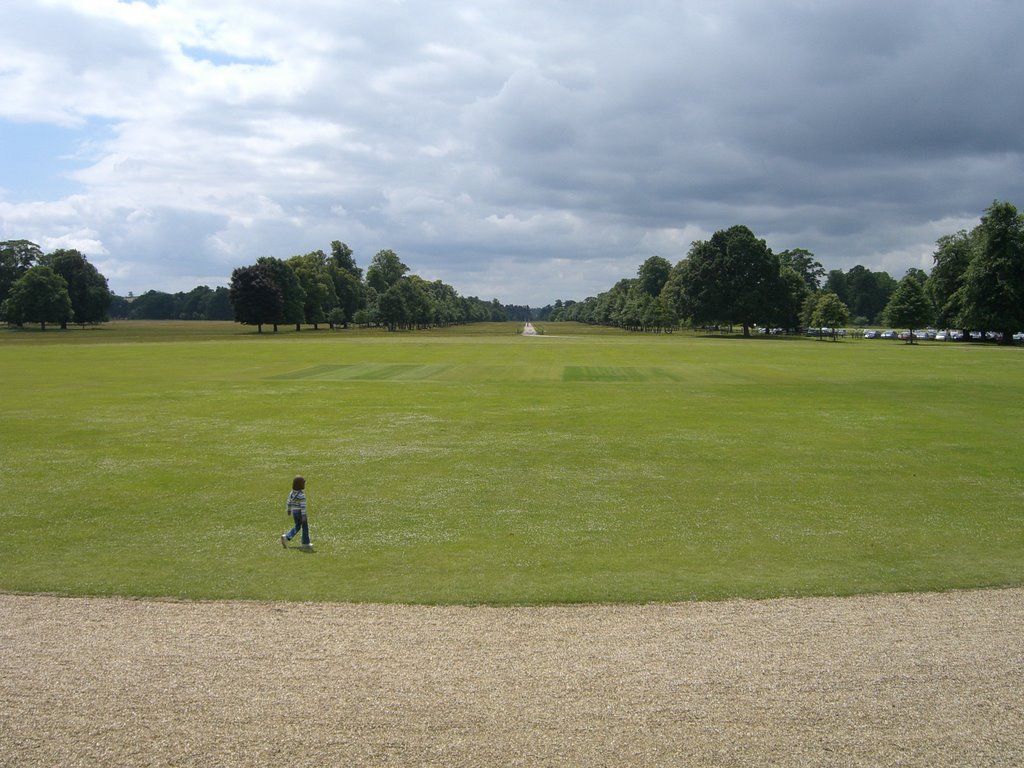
[2,0,1023,306]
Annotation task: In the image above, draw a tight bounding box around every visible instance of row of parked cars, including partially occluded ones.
[863,329,1024,342]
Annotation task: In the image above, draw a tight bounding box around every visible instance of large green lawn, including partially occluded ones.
[1,321,1022,604]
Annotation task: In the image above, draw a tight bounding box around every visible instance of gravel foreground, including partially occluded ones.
[2,589,1022,767]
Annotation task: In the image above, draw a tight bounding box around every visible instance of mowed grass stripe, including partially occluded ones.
[281,363,455,381]
[277,364,690,383]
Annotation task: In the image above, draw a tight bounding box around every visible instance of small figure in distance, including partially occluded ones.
[281,475,312,551]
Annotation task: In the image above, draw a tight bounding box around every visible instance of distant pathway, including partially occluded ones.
[522,322,538,335]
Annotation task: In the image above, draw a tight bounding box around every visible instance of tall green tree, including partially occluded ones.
[378,283,409,331]
[925,230,973,329]
[288,250,338,330]
[884,275,933,343]
[673,224,783,337]
[810,292,850,341]
[956,200,1024,344]
[329,266,362,327]
[256,257,305,331]
[229,264,283,333]
[39,248,111,327]
[1,240,42,318]
[3,265,73,331]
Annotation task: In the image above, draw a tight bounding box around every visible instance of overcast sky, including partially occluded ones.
[2,0,1023,306]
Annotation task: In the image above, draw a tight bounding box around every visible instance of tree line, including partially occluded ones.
[543,200,1024,344]
[0,242,112,330]
[227,242,516,333]
[1,239,528,331]
[5,200,1021,338]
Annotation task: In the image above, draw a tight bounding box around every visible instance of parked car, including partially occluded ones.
[863,329,880,339]
[880,330,898,339]
[935,331,949,341]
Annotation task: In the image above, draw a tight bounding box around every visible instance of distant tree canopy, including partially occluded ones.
[2,265,73,330]
[548,202,1024,342]
[825,265,897,325]
[39,249,112,327]
[114,286,233,320]
[884,275,932,341]
[1,244,110,328]
[550,225,823,335]
[228,245,508,332]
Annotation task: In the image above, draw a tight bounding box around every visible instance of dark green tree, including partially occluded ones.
[810,291,850,341]
[330,240,362,279]
[229,264,283,333]
[1,240,42,318]
[288,250,338,330]
[130,290,177,319]
[366,249,409,293]
[3,265,73,330]
[672,224,784,337]
[956,200,1024,344]
[770,265,808,331]
[178,286,214,319]
[637,255,672,298]
[884,275,933,343]
[378,283,409,331]
[778,248,825,292]
[925,230,972,329]
[39,248,111,327]
[852,266,896,323]
[256,257,305,331]
[824,269,848,305]
[905,267,929,286]
[329,265,362,327]
[207,287,234,320]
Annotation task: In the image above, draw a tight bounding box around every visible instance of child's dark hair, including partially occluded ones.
[292,475,305,491]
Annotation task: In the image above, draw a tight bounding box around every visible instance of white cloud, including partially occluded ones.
[1,0,1023,305]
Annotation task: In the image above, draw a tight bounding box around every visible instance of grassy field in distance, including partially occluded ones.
[1,320,1022,604]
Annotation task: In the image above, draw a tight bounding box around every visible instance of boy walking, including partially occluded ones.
[281,475,312,550]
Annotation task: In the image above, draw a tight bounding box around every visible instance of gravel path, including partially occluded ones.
[2,589,1022,767]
